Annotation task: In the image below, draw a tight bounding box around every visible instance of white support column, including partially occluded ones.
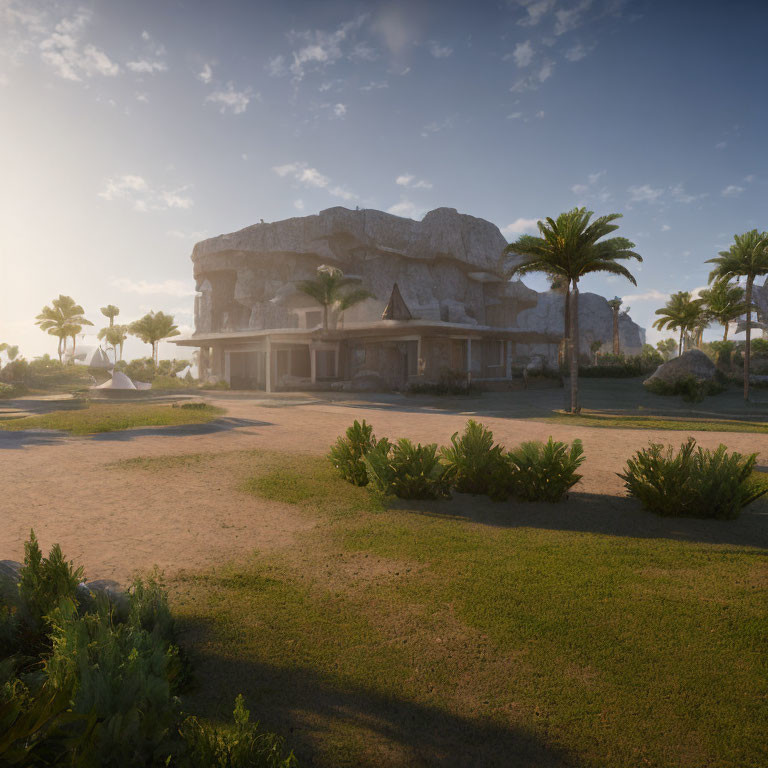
[310,346,317,384]
[506,340,513,379]
[265,336,272,393]
[224,350,231,385]
[334,342,340,377]
[466,338,472,374]
[417,336,423,375]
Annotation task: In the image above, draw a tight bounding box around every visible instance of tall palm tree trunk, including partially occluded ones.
[559,289,571,368]
[613,308,620,355]
[570,280,580,413]
[723,323,728,342]
[678,329,683,357]
[744,277,753,401]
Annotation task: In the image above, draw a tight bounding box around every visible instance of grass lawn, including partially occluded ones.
[546,410,768,434]
[119,450,768,768]
[0,402,223,434]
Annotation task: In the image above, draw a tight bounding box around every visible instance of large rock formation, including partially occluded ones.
[190,206,646,355]
[514,288,646,360]
[643,349,716,386]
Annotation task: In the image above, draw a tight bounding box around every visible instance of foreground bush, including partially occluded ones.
[618,438,767,519]
[0,532,295,767]
[364,438,450,499]
[491,437,585,502]
[440,420,506,495]
[328,420,387,486]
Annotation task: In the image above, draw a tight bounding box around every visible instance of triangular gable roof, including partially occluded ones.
[381,283,412,321]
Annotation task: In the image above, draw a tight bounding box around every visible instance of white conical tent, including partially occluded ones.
[84,347,113,369]
[94,371,137,390]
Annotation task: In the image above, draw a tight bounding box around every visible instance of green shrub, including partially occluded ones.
[644,375,726,402]
[440,420,506,495]
[492,438,585,503]
[751,338,768,357]
[0,382,27,399]
[203,380,231,391]
[178,694,297,767]
[618,438,767,520]
[0,534,292,766]
[364,438,450,499]
[9,530,84,652]
[328,420,387,486]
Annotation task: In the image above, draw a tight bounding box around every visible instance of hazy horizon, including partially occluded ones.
[2,0,767,362]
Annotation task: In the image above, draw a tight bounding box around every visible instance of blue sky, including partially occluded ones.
[1,0,767,361]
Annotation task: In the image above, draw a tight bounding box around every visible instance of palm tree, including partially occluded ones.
[129,311,180,365]
[607,297,622,354]
[296,265,372,332]
[699,280,747,342]
[652,292,705,357]
[656,338,677,361]
[5,345,19,361]
[549,276,570,367]
[98,324,129,363]
[707,229,768,400]
[505,208,641,412]
[35,295,93,362]
[100,304,120,327]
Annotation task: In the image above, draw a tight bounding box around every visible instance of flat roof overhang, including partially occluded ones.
[172,321,559,347]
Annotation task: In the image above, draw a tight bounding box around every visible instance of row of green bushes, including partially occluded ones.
[644,374,728,402]
[330,419,586,502]
[579,347,664,378]
[329,420,767,519]
[1,532,296,767]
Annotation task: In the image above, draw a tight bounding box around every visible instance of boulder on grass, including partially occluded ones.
[644,349,715,386]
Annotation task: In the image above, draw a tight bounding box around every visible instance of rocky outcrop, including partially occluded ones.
[514,289,646,359]
[189,206,647,352]
[643,349,716,386]
[190,207,531,334]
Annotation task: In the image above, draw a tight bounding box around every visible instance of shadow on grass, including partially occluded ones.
[0,417,272,449]
[178,623,578,768]
[391,492,768,550]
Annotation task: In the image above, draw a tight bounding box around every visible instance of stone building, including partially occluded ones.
[173,206,645,390]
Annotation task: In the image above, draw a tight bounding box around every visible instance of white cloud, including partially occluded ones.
[721,184,744,197]
[536,110,545,118]
[111,278,196,297]
[516,0,556,27]
[628,184,664,203]
[668,183,704,204]
[273,162,356,200]
[206,82,254,114]
[396,174,432,189]
[333,102,347,117]
[99,174,193,212]
[621,289,669,303]
[127,59,167,74]
[507,111,523,120]
[501,217,540,237]
[387,200,422,219]
[420,116,453,138]
[135,91,149,103]
[39,10,119,81]
[282,15,368,81]
[564,43,592,61]
[267,55,286,77]
[571,183,589,194]
[350,41,378,61]
[198,63,213,83]
[359,80,388,91]
[293,199,305,210]
[715,140,727,150]
[661,224,671,231]
[554,0,593,35]
[512,40,534,67]
[427,40,453,59]
[510,59,554,92]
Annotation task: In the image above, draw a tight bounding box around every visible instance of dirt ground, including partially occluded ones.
[2,388,767,584]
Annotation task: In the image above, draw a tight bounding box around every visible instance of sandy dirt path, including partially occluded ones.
[2,393,767,584]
